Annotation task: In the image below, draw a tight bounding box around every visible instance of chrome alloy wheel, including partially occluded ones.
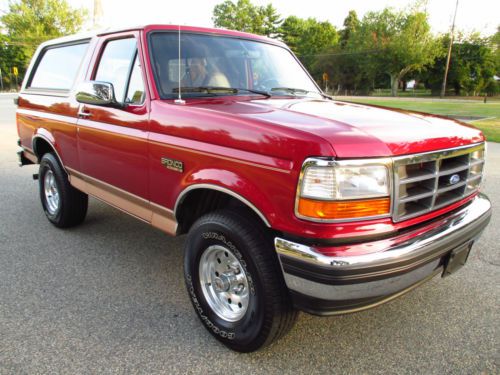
[199,245,250,322]
[43,170,60,215]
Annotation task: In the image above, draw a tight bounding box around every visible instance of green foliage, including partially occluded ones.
[350,7,442,96]
[491,26,500,75]
[311,7,443,96]
[0,34,23,86]
[279,16,338,78]
[212,0,281,37]
[315,11,368,94]
[0,0,87,75]
[422,34,497,96]
[339,10,359,48]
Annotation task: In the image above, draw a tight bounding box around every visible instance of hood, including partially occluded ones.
[177,98,484,158]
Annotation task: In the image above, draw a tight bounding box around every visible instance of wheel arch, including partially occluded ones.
[174,184,271,235]
[32,133,67,172]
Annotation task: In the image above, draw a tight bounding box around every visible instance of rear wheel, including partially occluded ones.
[39,153,88,228]
[184,209,297,352]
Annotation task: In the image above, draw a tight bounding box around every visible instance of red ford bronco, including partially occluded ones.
[16,25,491,352]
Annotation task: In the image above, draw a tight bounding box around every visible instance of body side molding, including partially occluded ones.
[66,167,178,235]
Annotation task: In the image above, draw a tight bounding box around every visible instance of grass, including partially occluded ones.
[369,88,433,97]
[469,118,500,143]
[344,97,500,142]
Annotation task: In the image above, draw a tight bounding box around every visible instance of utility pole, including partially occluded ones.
[0,68,3,91]
[93,0,103,28]
[440,0,459,99]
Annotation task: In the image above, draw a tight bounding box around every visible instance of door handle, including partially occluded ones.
[78,107,91,118]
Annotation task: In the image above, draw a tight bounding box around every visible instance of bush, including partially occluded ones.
[415,82,426,90]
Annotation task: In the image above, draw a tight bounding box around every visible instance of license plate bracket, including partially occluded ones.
[442,241,473,277]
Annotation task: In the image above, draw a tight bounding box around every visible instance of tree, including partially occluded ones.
[491,26,500,76]
[1,0,87,71]
[351,7,441,96]
[212,0,281,37]
[315,11,367,94]
[279,16,338,79]
[261,4,282,38]
[339,10,359,48]
[0,34,26,89]
[422,33,497,96]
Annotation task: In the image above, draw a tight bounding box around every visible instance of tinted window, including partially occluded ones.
[95,38,137,102]
[125,54,145,104]
[30,42,89,90]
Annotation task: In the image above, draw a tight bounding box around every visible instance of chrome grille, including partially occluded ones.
[393,144,485,222]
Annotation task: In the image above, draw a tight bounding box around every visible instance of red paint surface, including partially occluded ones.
[17,25,485,249]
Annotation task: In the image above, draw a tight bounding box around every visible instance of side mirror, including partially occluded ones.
[76,81,123,108]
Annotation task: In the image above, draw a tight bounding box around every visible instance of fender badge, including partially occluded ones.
[449,174,460,185]
[161,157,183,172]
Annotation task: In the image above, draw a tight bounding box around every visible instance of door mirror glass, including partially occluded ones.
[76,81,122,107]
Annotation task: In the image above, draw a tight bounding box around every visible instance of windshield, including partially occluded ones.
[149,32,321,99]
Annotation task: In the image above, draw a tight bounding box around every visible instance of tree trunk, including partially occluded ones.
[390,74,399,97]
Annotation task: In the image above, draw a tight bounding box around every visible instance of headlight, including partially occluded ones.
[296,158,392,221]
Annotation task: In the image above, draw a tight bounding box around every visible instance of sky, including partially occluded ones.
[0,0,498,37]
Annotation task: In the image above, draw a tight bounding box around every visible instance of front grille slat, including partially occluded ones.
[393,144,485,222]
[400,173,436,184]
[399,191,435,203]
[437,181,467,194]
[438,163,469,176]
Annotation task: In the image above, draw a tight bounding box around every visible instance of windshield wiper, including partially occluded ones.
[270,87,331,100]
[173,86,270,98]
[237,87,271,98]
[270,87,310,95]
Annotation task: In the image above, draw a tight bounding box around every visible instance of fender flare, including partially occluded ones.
[174,183,271,228]
[32,132,67,173]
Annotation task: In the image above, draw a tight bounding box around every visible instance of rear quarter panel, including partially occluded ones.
[17,37,98,169]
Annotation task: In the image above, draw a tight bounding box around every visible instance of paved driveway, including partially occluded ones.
[0,94,498,374]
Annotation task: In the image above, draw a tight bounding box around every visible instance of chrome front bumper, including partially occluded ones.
[275,194,491,315]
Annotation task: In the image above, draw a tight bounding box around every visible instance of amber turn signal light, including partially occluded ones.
[297,197,390,220]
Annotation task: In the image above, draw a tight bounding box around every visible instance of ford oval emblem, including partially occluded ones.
[449,174,460,185]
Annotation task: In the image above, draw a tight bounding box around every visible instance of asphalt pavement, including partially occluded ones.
[0,93,498,374]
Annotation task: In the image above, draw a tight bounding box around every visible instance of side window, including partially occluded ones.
[95,38,137,102]
[125,54,145,104]
[29,42,89,90]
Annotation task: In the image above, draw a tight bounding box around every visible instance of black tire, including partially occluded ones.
[184,209,297,352]
[39,153,88,228]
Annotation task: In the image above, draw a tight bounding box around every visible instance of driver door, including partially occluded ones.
[76,32,150,220]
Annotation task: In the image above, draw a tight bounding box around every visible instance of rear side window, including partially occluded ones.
[29,42,89,90]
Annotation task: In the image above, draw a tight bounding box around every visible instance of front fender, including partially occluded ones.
[174,167,292,228]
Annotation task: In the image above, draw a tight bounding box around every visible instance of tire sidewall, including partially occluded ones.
[39,154,63,223]
[184,220,266,348]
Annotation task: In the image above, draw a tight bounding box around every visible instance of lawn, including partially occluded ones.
[469,118,500,143]
[343,97,500,142]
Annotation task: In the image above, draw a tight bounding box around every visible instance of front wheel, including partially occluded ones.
[184,209,297,352]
